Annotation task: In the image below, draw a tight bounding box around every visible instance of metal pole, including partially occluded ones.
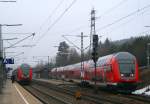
[48,56,50,79]
[81,32,84,82]
[94,60,97,87]
[90,9,96,58]
[147,43,150,69]
[48,56,50,68]
[0,25,2,93]
[81,33,82,81]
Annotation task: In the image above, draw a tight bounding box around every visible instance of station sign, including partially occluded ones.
[3,58,14,64]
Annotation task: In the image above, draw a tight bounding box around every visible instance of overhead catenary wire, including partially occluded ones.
[32,0,127,46]
[26,0,65,58]
[63,0,128,36]
[7,33,35,49]
[29,0,131,60]
[105,8,150,35]
[62,35,80,50]
[97,0,128,19]
[27,0,77,60]
[97,3,150,31]
[36,0,65,35]
[35,0,77,45]
[27,3,150,60]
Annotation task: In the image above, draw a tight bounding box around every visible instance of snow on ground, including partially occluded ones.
[132,85,150,96]
[144,91,150,96]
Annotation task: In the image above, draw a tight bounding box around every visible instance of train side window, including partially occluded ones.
[107,65,112,72]
[105,65,112,72]
[69,71,74,74]
[109,65,112,71]
[103,66,107,71]
[90,62,94,68]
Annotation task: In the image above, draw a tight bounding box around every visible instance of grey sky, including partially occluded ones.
[1,0,150,67]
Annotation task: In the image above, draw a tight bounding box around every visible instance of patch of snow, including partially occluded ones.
[132,85,150,96]
[144,91,150,96]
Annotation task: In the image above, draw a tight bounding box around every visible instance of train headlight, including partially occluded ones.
[131,74,134,77]
[121,74,124,77]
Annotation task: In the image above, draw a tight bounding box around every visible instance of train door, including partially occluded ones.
[102,66,106,83]
[80,70,85,80]
[105,65,113,82]
[96,67,101,82]
[83,63,90,80]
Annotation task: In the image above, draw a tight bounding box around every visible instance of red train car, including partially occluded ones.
[16,64,32,84]
[51,52,139,90]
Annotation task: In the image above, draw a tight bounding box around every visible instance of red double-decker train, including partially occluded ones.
[51,52,139,90]
[13,64,33,84]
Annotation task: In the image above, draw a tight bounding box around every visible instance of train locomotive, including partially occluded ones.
[16,64,32,84]
[51,52,139,90]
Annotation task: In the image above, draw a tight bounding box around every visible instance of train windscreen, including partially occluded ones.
[20,64,30,77]
[119,62,135,74]
[115,52,136,74]
[20,64,30,70]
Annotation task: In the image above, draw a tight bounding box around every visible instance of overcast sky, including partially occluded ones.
[1,0,150,68]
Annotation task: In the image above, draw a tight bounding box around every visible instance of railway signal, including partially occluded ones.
[92,34,99,63]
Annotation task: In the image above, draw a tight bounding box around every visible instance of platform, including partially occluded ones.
[0,80,43,104]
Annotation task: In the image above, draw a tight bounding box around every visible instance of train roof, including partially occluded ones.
[114,52,135,60]
[97,52,136,66]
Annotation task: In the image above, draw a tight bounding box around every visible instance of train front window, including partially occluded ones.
[20,64,30,70]
[119,63,135,74]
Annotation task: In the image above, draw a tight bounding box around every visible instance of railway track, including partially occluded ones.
[24,84,109,104]
[23,82,97,104]
[31,79,150,104]
[62,85,150,104]
[23,85,71,104]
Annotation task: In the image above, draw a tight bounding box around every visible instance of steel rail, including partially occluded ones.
[23,85,71,104]
[32,79,150,104]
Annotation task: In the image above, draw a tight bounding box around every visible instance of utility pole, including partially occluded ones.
[48,56,50,69]
[90,8,99,93]
[48,56,50,79]
[0,24,22,93]
[90,8,96,57]
[0,25,3,93]
[80,32,84,82]
[3,38,18,59]
[62,33,88,84]
[0,0,18,93]
[147,43,150,69]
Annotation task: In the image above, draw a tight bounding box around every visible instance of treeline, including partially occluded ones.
[96,35,150,66]
[34,35,150,70]
[55,35,150,67]
[55,41,80,67]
